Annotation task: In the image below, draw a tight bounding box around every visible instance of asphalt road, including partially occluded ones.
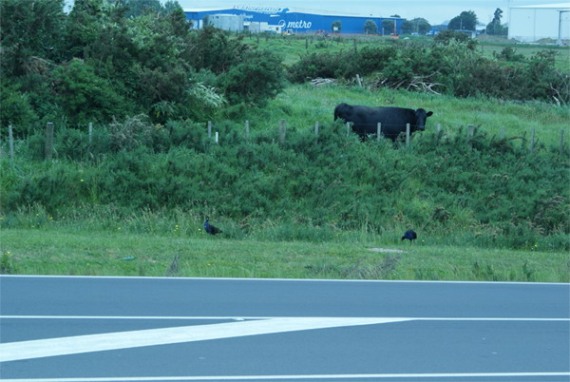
[1,276,569,381]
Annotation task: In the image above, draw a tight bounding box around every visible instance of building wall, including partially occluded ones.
[207,14,245,32]
[185,8,404,35]
[509,6,570,43]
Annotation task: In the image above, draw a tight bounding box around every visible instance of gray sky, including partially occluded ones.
[175,0,561,24]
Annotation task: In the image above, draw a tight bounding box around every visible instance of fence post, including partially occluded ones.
[279,120,286,144]
[346,122,351,137]
[215,131,219,144]
[405,123,411,147]
[435,123,442,145]
[356,74,362,87]
[45,122,54,160]
[529,127,535,153]
[245,120,250,140]
[314,121,320,137]
[207,121,212,139]
[377,122,382,142]
[8,124,15,163]
[88,122,93,145]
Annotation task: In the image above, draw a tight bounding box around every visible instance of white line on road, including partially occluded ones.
[0,317,410,362]
[2,315,568,321]
[1,372,570,381]
[2,274,569,286]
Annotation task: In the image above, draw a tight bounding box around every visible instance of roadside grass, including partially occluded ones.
[2,228,568,282]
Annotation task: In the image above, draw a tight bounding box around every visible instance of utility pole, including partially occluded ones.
[558,10,569,46]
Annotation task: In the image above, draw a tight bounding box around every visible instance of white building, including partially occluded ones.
[509,3,570,44]
[207,14,246,32]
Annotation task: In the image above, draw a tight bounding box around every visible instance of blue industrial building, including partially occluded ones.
[185,8,404,35]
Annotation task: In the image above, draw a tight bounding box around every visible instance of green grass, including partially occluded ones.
[2,37,568,283]
[245,34,570,71]
[1,228,568,282]
[244,84,569,148]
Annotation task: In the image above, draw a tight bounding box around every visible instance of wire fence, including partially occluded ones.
[2,119,568,163]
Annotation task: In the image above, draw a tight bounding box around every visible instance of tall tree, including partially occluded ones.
[364,20,378,35]
[448,10,478,31]
[118,0,162,17]
[486,8,507,35]
[381,19,396,35]
[403,18,431,35]
[65,0,108,59]
[0,0,66,76]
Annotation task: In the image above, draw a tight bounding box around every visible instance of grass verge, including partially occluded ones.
[1,228,568,282]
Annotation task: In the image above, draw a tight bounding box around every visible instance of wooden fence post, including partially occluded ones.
[88,122,93,145]
[8,124,15,163]
[279,120,286,144]
[346,122,351,137]
[215,131,219,144]
[207,121,212,139]
[405,123,411,147]
[435,123,442,144]
[377,122,382,142]
[314,121,320,137]
[245,120,250,139]
[356,74,363,87]
[45,122,54,160]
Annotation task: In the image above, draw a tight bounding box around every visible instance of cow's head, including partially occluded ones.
[415,109,433,131]
[334,103,352,120]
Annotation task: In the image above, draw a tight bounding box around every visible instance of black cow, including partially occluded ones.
[334,103,433,141]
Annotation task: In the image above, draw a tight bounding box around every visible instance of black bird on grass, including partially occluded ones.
[204,217,222,235]
[401,229,417,242]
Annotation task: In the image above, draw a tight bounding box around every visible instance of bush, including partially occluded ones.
[218,49,285,106]
[287,40,569,104]
[0,81,39,137]
[4,117,568,250]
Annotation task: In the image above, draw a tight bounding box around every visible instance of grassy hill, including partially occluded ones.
[1,36,569,281]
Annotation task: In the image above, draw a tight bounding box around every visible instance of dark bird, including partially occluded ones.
[401,229,417,242]
[203,218,222,235]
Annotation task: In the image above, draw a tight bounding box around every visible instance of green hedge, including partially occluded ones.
[3,120,569,250]
[288,41,569,104]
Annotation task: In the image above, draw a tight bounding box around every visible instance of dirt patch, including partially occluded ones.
[368,247,405,254]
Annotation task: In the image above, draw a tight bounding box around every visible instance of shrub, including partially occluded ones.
[218,50,285,106]
[286,41,569,104]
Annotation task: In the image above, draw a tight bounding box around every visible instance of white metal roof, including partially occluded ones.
[510,3,570,10]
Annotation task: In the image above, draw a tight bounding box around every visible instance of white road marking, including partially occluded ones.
[3,273,569,286]
[2,315,568,321]
[0,372,569,381]
[0,317,409,362]
[2,315,566,363]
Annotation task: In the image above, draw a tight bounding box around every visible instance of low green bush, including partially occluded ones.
[2,114,568,250]
[288,40,569,104]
